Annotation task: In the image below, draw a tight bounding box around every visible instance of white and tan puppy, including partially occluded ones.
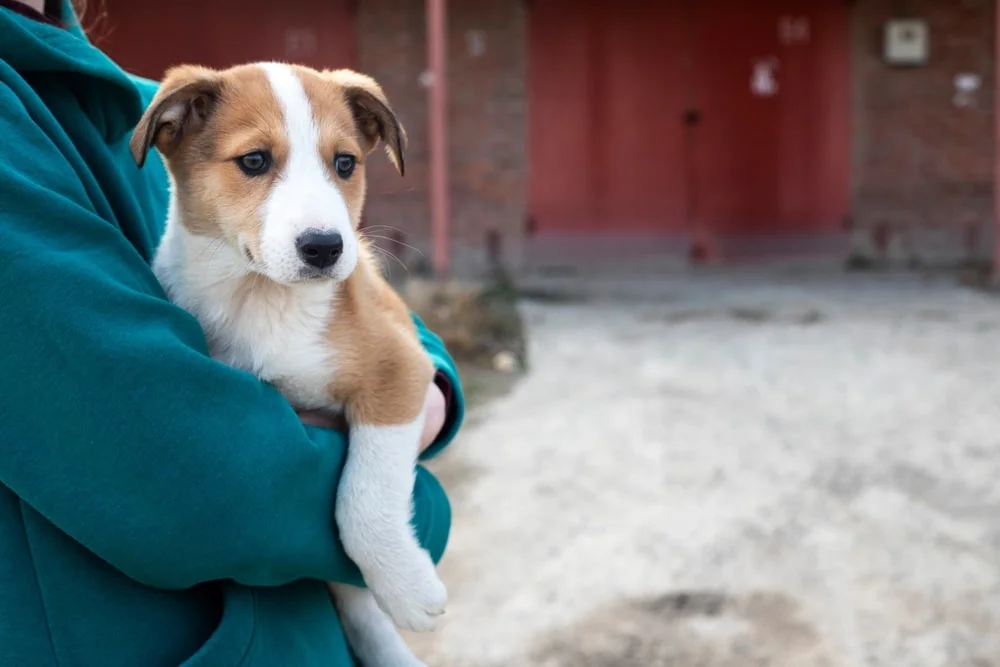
[130,62,444,667]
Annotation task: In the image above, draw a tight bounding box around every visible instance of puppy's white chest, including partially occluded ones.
[216,288,336,409]
[155,210,339,411]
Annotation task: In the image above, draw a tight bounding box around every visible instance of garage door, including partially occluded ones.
[529,0,849,258]
[528,0,690,235]
[690,0,850,245]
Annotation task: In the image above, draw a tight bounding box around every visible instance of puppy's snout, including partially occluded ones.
[296,231,344,270]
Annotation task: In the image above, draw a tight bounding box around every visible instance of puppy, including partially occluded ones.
[131,62,444,667]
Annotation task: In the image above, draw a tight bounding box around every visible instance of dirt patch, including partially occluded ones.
[641,591,728,617]
[406,590,830,667]
[526,590,829,667]
[915,308,953,321]
[956,260,994,290]
[728,307,824,325]
[643,307,825,326]
[516,286,590,304]
[727,307,774,323]
[653,308,717,324]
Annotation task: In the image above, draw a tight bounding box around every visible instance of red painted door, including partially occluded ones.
[689,0,849,252]
[97,0,357,80]
[528,0,849,259]
[528,1,689,235]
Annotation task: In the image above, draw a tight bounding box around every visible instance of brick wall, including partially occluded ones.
[850,0,996,266]
[357,0,527,277]
[357,0,998,274]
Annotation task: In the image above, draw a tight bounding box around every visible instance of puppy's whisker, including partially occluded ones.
[371,244,411,270]
[369,249,392,276]
[372,245,409,274]
[363,234,425,260]
[361,225,406,235]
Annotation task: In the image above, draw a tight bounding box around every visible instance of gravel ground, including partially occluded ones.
[410,268,1000,667]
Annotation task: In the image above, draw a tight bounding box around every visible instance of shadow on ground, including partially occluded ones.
[529,590,828,667]
[409,589,842,667]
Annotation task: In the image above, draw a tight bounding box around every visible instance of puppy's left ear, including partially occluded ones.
[328,69,406,177]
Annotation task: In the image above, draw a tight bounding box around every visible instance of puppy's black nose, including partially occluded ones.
[296,231,344,270]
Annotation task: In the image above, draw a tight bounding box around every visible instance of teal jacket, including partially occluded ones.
[0,3,463,666]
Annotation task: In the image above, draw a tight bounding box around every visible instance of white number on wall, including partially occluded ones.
[285,29,318,57]
[778,16,810,45]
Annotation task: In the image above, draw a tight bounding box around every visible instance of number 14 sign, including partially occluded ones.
[778,16,810,46]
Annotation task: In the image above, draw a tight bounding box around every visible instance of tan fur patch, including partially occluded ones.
[327,244,434,427]
[177,65,284,260]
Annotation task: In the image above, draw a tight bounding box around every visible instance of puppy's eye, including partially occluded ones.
[236,151,271,177]
[334,154,356,179]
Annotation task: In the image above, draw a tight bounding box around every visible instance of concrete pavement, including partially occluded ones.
[410,268,1000,667]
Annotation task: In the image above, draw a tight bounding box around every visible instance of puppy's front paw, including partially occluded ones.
[370,551,447,632]
[376,577,446,633]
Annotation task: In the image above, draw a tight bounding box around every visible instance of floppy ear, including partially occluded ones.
[130,65,222,168]
[327,69,406,177]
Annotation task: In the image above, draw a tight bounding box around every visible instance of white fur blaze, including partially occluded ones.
[334,416,447,632]
[328,583,429,667]
[258,63,358,284]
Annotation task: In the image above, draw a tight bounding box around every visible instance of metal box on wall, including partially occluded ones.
[883,19,930,66]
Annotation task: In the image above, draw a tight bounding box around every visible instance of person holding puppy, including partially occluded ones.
[0,1,465,665]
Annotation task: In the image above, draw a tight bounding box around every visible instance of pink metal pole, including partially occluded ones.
[427,0,450,277]
[994,0,1000,281]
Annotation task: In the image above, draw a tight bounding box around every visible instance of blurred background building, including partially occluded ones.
[97,0,997,278]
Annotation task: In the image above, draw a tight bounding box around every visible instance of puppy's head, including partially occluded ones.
[131,63,405,284]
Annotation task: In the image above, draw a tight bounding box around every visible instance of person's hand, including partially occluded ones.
[419,379,447,452]
[297,380,447,453]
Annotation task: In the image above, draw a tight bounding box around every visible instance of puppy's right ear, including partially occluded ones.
[130,65,222,168]
[326,68,406,177]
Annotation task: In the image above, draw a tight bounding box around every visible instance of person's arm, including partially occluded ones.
[0,86,459,591]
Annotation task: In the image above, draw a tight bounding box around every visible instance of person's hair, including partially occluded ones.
[71,0,110,42]
[43,0,100,29]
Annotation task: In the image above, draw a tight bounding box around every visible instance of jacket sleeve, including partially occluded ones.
[0,87,456,590]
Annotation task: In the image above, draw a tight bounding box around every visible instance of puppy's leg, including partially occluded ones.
[335,407,447,632]
[329,582,427,667]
